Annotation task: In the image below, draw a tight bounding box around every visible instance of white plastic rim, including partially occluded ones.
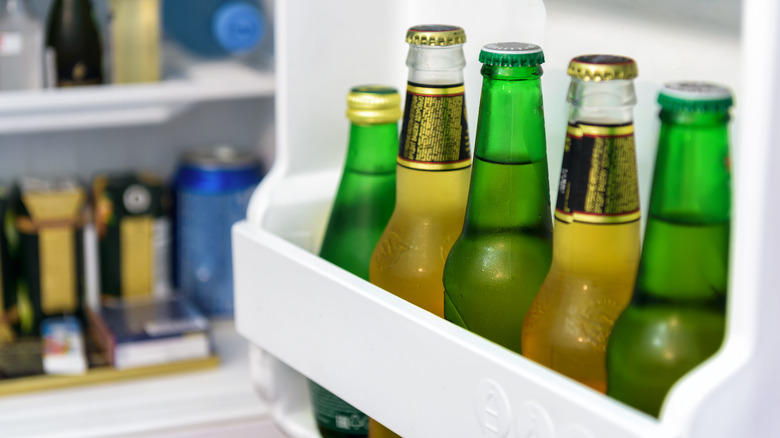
[481,42,543,54]
[660,81,733,101]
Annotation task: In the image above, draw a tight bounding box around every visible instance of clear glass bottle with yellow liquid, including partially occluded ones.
[520,55,642,393]
[368,24,471,438]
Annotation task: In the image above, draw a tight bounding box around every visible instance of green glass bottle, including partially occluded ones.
[309,85,400,438]
[46,0,104,87]
[442,42,553,354]
[606,82,733,416]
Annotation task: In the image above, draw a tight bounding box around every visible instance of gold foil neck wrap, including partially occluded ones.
[568,54,638,81]
[346,85,401,124]
[406,24,466,46]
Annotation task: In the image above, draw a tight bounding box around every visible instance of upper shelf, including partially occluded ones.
[0,62,275,135]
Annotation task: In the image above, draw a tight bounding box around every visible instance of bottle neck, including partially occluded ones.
[394,165,470,213]
[406,44,466,85]
[395,43,470,213]
[551,77,641,271]
[633,109,731,303]
[462,64,552,231]
[344,122,398,175]
[550,219,641,276]
[475,64,545,163]
[397,42,470,181]
[59,0,92,16]
[568,79,636,125]
[649,109,731,222]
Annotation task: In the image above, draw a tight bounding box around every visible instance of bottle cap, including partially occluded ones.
[567,54,638,81]
[212,2,264,53]
[657,81,734,112]
[479,42,544,67]
[406,24,466,46]
[346,85,401,124]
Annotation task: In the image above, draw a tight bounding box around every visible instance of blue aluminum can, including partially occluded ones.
[174,145,263,316]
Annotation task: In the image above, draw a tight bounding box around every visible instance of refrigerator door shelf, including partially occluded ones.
[232,0,780,436]
[233,221,677,438]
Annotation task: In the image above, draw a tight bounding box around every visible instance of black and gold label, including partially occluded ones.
[555,123,640,224]
[398,82,470,171]
[58,61,102,87]
[17,188,87,316]
[94,173,167,300]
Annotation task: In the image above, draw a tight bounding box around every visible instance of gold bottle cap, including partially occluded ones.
[346,85,401,124]
[406,24,466,46]
[567,54,638,81]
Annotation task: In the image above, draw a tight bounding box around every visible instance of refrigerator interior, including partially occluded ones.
[3,0,277,180]
[0,0,282,437]
[233,0,780,437]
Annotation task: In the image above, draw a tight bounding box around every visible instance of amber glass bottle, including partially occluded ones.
[521,55,641,393]
[368,24,471,438]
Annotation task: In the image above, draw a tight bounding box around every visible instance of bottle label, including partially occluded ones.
[0,32,23,57]
[57,61,102,87]
[309,380,369,433]
[555,123,640,224]
[398,82,470,171]
[17,188,87,316]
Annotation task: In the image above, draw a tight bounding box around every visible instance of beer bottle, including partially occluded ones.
[521,55,641,393]
[606,82,733,416]
[109,0,161,84]
[368,24,471,438]
[309,85,401,438]
[46,0,104,87]
[442,42,553,354]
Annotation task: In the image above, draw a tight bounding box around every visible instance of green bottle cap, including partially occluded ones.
[658,81,734,112]
[479,42,544,67]
[346,85,401,124]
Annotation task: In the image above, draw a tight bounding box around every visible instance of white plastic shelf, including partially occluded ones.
[0,62,275,134]
[0,320,278,438]
[234,223,672,438]
[232,0,780,436]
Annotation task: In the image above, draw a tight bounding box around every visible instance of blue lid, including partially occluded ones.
[212,2,264,53]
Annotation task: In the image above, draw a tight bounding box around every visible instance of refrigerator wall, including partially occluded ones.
[233,0,780,437]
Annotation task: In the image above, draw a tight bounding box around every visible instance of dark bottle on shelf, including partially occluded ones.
[45,0,104,87]
[520,55,642,394]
